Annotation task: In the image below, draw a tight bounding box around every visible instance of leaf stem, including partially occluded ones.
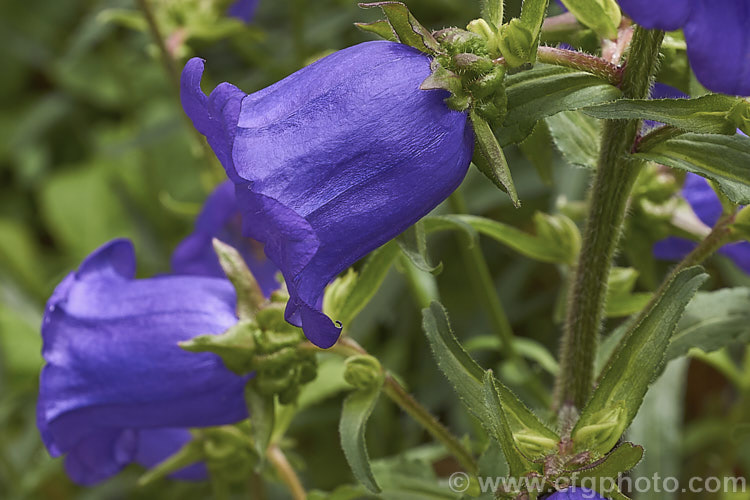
[267,444,307,500]
[448,192,550,406]
[331,337,478,475]
[554,27,665,411]
[135,0,225,183]
[535,46,623,86]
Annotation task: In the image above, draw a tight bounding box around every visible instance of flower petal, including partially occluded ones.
[682,172,723,227]
[684,0,750,96]
[616,0,690,31]
[135,428,208,481]
[653,236,698,261]
[227,0,259,23]
[38,240,249,481]
[180,58,246,182]
[171,181,280,297]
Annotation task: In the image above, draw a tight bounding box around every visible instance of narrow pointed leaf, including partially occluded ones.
[421,214,480,248]
[471,111,520,207]
[573,267,707,455]
[667,288,750,362]
[358,2,439,54]
[396,221,442,274]
[634,133,750,204]
[483,371,535,477]
[340,377,384,493]
[584,95,743,135]
[500,64,621,146]
[546,110,601,169]
[421,302,486,418]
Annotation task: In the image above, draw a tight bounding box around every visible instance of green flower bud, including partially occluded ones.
[344,355,384,391]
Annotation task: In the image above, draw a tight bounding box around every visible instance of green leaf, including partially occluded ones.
[634,133,750,204]
[0,303,43,375]
[421,215,479,248]
[245,384,275,462]
[482,371,535,478]
[39,165,139,260]
[426,214,578,265]
[519,123,555,185]
[667,288,750,362]
[584,94,743,135]
[396,222,443,274]
[559,0,621,39]
[340,368,384,493]
[354,20,398,41]
[464,336,559,376]
[422,303,556,476]
[546,110,601,169]
[358,2,439,54]
[470,111,520,207]
[499,64,622,146]
[324,241,400,327]
[483,370,559,460]
[570,443,643,500]
[573,266,707,455]
[629,359,688,500]
[421,302,486,418]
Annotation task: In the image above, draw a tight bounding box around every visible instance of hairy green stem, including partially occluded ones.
[555,27,665,410]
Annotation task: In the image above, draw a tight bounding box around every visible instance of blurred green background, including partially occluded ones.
[0,0,747,498]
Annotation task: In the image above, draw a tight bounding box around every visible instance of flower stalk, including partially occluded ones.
[555,27,665,411]
[268,444,307,500]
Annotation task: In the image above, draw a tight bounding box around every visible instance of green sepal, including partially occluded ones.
[532,212,582,265]
[340,358,385,493]
[420,60,471,111]
[358,2,440,54]
[354,20,398,41]
[496,0,549,67]
[605,268,652,318]
[573,266,708,455]
[180,319,259,375]
[213,238,265,319]
[732,205,750,241]
[470,111,520,207]
[396,221,442,274]
[727,98,750,136]
[559,0,621,40]
[480,0,504,29]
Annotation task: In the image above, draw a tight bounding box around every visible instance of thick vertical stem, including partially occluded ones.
[555,27,665,410]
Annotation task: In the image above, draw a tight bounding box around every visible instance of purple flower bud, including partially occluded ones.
[181,41,474,348]
[653,173,750,272]
[545,487,608,500]
[227,0,258,23]
[617,0,750,96]
[37,240,249,485]
[171,180,280,297]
